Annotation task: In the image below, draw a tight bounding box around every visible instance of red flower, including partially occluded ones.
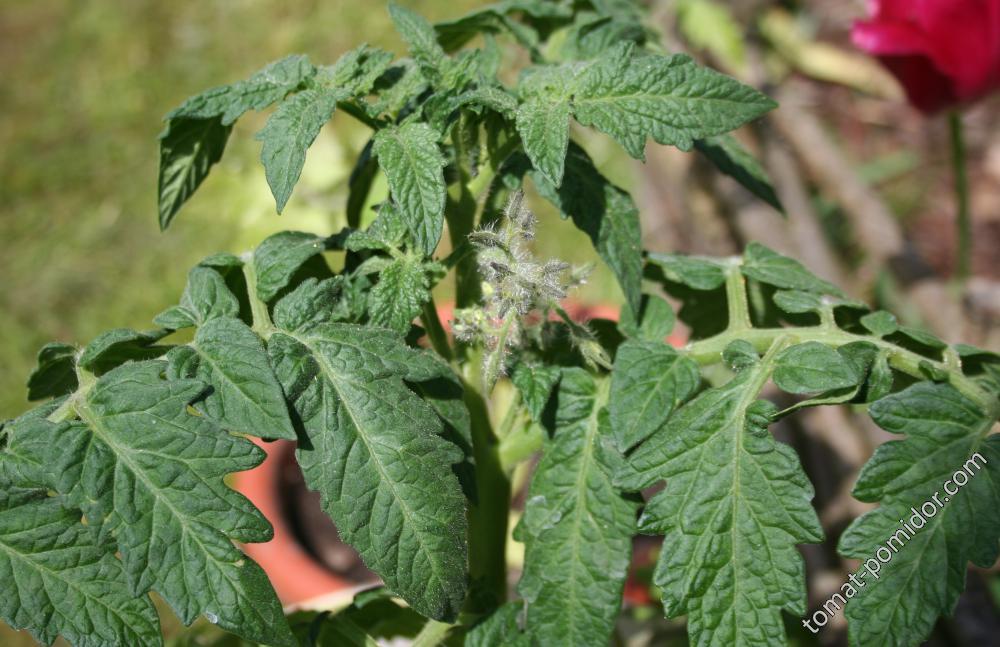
[852,0,1000,113]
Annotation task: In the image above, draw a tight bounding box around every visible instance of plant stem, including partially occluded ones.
[949,111,971,282]
[412,619,454,647]
[241,256,276,338]
[684,325,995,414]
[496,390,523,439]
[481,313,516,391]
[462,347,511,612]
[498,421,544,471]
[46,363,97,423]
[446,193,482,311]
[421,295,453,363]
[447,128,520,613]
[446,128,520,312]
[724,261,752,331]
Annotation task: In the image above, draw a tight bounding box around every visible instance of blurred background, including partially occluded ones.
[1,1,998,645]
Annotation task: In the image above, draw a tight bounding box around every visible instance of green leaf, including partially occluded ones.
[158,55,316,228]
[589,0,644,21]
[347,140,379,228]
[154,266,240,330]
[0,410,74,492]
[153,308,196,332]
[919,359,949,382]
[839,383,1000,647]
[347,202,412,253]
[4,362,292,646]
[741,242,843,296]
[287,609,379,647]
[866,350,895,402]
[299,588,426,643]
[772,342,881,418]
[267,324,468,621]
[257,88,343,213]
[609,340,700,451]
[389,3,447,78]
[953,344,1000,391]
[895,324,947,351]
[272,277,346,333]
[253,230,328,302]
[771,290,867,318]
[370,61,429,118]
[771,289,822,315]
[516,97,571,186]
[954,343,1000,363]
[157,117,232,230]
[368,256,439,332]
[166,317,296,440]
[438,48,492,93]
[772,341,861,394]
[517,370,636,647]
[618,360,823,646]
[373,122,447,256]
[166,55,316,126]
[647,252,727,290]
[559,11,648,61]
[722,338,759,371]
[27,342,78,401]
[511,363,561,423]
[694,134,782,212]
[0,494,162,646]
[618,293,675,342]
[532,143,642,316]
[465,602,529,647]
[404,350,473,456]
[838,341,880,380]
[434,1,556,52]
[78,328,172,375]
[0,402,72,492]
[199,251,245,269]
[449,86,519,119]
[860,310,899,337]
[570,42,776,159]
[317,45,395,97]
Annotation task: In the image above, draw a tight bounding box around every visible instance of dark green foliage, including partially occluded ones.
[695,134,784,212]
[840,383,1000,646]
[5,4,997,647]
[26,343,78,400]
[516,370,636,646]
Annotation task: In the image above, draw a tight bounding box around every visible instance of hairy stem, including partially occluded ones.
[449,132,522,613]
[949,111,972,282]
[446,194,481,311]
[684,326,996,414]
[482,313,516,391]
[421,295,453,363]
[498,421,544,472]
[462,347,511,611]
[412,619,454,647]
[46,363,97,423]
[241,256,275,338]
[724,261,752,331]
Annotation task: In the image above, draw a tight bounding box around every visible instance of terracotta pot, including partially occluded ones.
[233,439,372,609]
[232,303,682,609]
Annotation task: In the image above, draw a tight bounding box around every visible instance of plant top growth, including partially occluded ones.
[1,2,998,646]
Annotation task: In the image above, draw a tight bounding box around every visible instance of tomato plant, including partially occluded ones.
[2,2,998,646]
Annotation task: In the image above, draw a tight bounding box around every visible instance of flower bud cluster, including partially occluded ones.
[453,191,589,388]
